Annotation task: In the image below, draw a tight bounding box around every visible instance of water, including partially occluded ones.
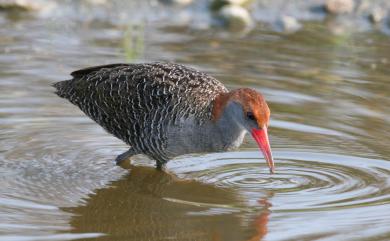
[1,1,390,241]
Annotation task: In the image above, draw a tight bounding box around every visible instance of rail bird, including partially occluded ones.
[54,63,275,173]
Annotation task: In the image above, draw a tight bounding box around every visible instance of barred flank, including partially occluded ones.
[52,62,228,163]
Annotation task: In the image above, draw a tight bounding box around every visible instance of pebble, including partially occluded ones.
[369,8,386,23]
[85,0,107,5]
[276,15,302,33]
[159,0,193,6]
[325,0,355,14]
[210,0,252,11]
[0,0,55,12]
[223,0,252,6]
[0,0,40,10]
[217,4,253,30]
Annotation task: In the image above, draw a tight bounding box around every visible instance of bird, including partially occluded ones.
[54,62,275,173]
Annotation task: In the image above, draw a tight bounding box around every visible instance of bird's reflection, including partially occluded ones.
[245,199,271,241]
[64,165,271,241]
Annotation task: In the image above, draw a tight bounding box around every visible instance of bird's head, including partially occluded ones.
[212,88,274,173]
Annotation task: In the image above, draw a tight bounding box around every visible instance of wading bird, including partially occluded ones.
[54,63,274,173]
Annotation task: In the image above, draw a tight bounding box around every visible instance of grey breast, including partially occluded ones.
[54,62,228,162]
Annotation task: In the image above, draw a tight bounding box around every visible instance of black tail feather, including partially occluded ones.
[52,80,73,99]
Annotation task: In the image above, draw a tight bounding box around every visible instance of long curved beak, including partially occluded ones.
[251,126,275,174]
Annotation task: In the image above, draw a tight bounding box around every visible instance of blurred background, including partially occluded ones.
[0,0,390,241]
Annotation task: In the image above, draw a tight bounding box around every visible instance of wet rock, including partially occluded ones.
[159,0,193,6]
[0,0,41,10]
[217,4,253,30]
[355,0,370,14]
[85,0,108,5]
[0,0,55,12]
[369,8,386,23]
[325,0,355,14]
[225,0,251,5]
[275,15,302,33]
[210,0,252,11]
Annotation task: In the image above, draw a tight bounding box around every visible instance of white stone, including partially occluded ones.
[369,8,386,23]
[277,15,302,33]
[159,0,193,6]
[218,4,253,30]
[325,0,355,14]
[0,0,55,12]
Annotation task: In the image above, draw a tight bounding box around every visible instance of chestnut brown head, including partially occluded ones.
[212,88,274,173]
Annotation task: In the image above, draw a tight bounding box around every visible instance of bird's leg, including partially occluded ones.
[115,148,137,166]
[156,160,166,170]
[155,160,193,183]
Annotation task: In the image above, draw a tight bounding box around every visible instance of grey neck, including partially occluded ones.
[214,101,247,150]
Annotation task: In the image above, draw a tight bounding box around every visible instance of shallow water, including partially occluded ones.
[1,1,390,241]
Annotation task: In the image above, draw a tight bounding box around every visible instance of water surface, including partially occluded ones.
[1,2,390,241]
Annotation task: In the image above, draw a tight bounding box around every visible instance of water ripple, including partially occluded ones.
[170,150,390,211]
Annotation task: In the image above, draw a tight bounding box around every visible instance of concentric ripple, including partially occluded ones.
[170,150,390,211]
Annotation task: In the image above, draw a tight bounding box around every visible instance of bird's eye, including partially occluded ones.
[246,112,256,121]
